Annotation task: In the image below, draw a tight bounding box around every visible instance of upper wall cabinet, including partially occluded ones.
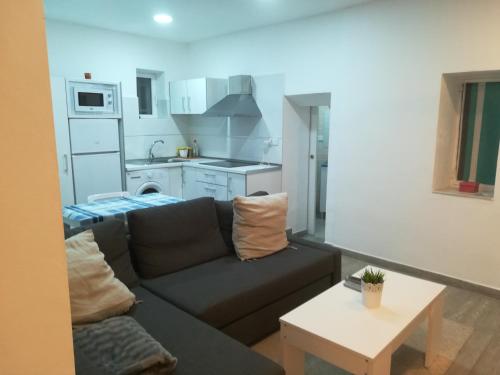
[169,78,227,115]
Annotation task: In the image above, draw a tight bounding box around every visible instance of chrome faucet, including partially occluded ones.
[148,140,165,163]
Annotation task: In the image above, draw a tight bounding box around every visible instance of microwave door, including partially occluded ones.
[73,90,105,112]
[78,91,104,107]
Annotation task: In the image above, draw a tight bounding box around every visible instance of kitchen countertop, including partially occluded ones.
[125,157,281,175]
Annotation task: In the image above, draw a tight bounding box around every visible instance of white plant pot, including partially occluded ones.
[361,281,384,309]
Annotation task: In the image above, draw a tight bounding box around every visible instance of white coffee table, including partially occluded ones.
[280,267,446,375]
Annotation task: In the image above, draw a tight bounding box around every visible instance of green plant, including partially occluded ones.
[361,268,385,284]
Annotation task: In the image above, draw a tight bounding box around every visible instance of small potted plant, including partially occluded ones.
[360,268,385,308]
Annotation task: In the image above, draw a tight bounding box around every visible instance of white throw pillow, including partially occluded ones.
[232,192,289,260]
[66,230,136,324]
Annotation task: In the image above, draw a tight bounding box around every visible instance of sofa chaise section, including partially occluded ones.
[140,246,335,343]
[128,287,284,375]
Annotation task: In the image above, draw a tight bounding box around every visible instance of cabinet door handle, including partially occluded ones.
[130,176,141,180]
[63,154,69,173]
[187,96,191,112]
[182,97,186,113]
[204,173,216,178]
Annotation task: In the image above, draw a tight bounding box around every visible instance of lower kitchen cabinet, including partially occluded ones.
[227,173,246,200]
[198,182,228,200]
[182,167,199,200]
[167,167,183,198]
[182,166,281,201]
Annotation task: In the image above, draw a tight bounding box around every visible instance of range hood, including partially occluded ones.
[204,75,262,118]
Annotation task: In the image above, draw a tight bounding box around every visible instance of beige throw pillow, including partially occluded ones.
[66,230,136,324]
[232,192,289,260]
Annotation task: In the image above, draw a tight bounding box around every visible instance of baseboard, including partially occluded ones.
[332,243,500,300]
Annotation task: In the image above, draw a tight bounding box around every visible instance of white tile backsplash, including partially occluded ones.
[183,74,285,163]
[122,96,191,159]
[122,74,284,163]
[124,134,189,159]
[229,136,282,164]
[122,97,186,137]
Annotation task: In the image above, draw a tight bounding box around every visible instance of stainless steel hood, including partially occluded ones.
[204,75,262,118]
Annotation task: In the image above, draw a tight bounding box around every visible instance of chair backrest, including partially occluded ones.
[88,191,130,203]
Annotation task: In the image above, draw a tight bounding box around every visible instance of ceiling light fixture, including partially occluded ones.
[153,14,173,24]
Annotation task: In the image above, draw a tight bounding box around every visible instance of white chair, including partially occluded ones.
[87,191,130,203]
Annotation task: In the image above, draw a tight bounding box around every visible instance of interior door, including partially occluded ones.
[50,77,75,206]
[307,108,319,235]
[169,81,187,114]
[186,78,207,114]
[72,152,123,203]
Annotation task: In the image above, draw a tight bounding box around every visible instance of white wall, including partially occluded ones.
[45,20,190,158]
[186,0,500,289]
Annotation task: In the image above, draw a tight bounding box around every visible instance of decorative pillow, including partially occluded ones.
[232,192,289,260]
[66,230,136,324]
[215,191,270,253]
[65,220,139,288]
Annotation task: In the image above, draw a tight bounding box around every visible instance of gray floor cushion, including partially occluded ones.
[140,247,335,329]
[127,287,284,375]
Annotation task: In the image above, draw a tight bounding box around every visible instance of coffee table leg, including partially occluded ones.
[425,294,444,368]
[282,341,304,375]
[368,348,391,375]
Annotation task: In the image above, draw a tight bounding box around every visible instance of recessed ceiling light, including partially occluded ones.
[153,14,173,24]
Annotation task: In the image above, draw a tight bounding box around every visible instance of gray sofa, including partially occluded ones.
[70,196,342,375]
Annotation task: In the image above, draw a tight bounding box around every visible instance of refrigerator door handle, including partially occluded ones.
[63,154,69,173]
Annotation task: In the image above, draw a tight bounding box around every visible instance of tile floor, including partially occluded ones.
[252,254,500,374]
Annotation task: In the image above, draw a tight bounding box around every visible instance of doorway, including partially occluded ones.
[307,105,330,242]
[283,93,331,243]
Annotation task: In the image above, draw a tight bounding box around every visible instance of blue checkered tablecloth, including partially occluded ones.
[63,193,183,227]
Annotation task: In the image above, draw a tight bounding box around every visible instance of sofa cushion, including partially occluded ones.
[215,191,269,253]
[127,197,229,279]
[214,200,234,252]
[65,220,139,288]
[140,246,335,329]
[126,287,284,375]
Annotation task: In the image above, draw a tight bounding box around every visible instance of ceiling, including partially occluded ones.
[44,0,372,43]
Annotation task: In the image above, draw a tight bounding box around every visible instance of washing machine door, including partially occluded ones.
[136,182,163,195]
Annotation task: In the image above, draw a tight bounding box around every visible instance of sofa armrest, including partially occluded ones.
[288,236,342,285]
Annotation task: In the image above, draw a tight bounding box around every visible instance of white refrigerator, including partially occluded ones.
[70,119,123,203]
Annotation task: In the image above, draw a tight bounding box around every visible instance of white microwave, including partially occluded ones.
[66,80,121,118]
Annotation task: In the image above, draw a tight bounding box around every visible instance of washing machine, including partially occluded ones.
[126,168,169,195]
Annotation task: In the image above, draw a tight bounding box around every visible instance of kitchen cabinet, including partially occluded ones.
[169,78,227,115]
[182,167,199,200]
[196,168,228,187]
[168,167,183,198]
[198,182,228,200]
[182,166,281,201]
[227,173,246,200]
